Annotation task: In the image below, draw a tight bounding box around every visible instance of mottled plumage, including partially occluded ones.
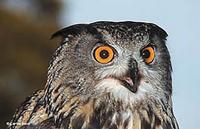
[9,21,179,129]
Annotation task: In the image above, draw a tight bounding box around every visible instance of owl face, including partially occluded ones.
[51,21,172,105]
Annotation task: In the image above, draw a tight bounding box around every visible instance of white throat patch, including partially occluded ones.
[96,78,155,105]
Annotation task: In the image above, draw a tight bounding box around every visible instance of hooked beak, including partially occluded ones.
[119,58,140,93]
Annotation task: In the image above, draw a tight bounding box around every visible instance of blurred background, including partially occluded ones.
[0,0,199,129]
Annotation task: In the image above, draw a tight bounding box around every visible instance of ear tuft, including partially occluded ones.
[51,24,88,39]
[150,23,168,40]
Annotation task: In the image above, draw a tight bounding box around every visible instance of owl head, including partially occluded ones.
[46,21,171,107]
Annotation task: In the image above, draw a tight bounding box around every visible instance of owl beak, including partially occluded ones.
[120,59,139,93]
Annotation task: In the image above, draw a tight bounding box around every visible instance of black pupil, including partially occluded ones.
[142,50,150,58]
[100,50,109,59]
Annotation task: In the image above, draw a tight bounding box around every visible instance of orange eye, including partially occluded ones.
[94,45,114,64]
[141,46,155,64]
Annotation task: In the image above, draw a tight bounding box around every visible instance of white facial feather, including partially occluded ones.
[94,57,162,105]
[95,63,127,79]
[95,78,156,105]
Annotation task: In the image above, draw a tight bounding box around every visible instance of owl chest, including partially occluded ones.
[65,106,142,129]
[56,98,166,129]
[57,97,160,129]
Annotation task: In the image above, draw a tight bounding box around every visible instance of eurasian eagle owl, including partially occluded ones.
[9,21,179,129]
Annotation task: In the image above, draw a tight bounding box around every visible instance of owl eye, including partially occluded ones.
[93,45,114,64]
[141,46,155,64]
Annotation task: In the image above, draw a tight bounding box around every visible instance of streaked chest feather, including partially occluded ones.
[61,100,167,129]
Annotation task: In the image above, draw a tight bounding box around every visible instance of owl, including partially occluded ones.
[8,21,179,129]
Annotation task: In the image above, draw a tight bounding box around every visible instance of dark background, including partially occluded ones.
[0,0,65,128]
